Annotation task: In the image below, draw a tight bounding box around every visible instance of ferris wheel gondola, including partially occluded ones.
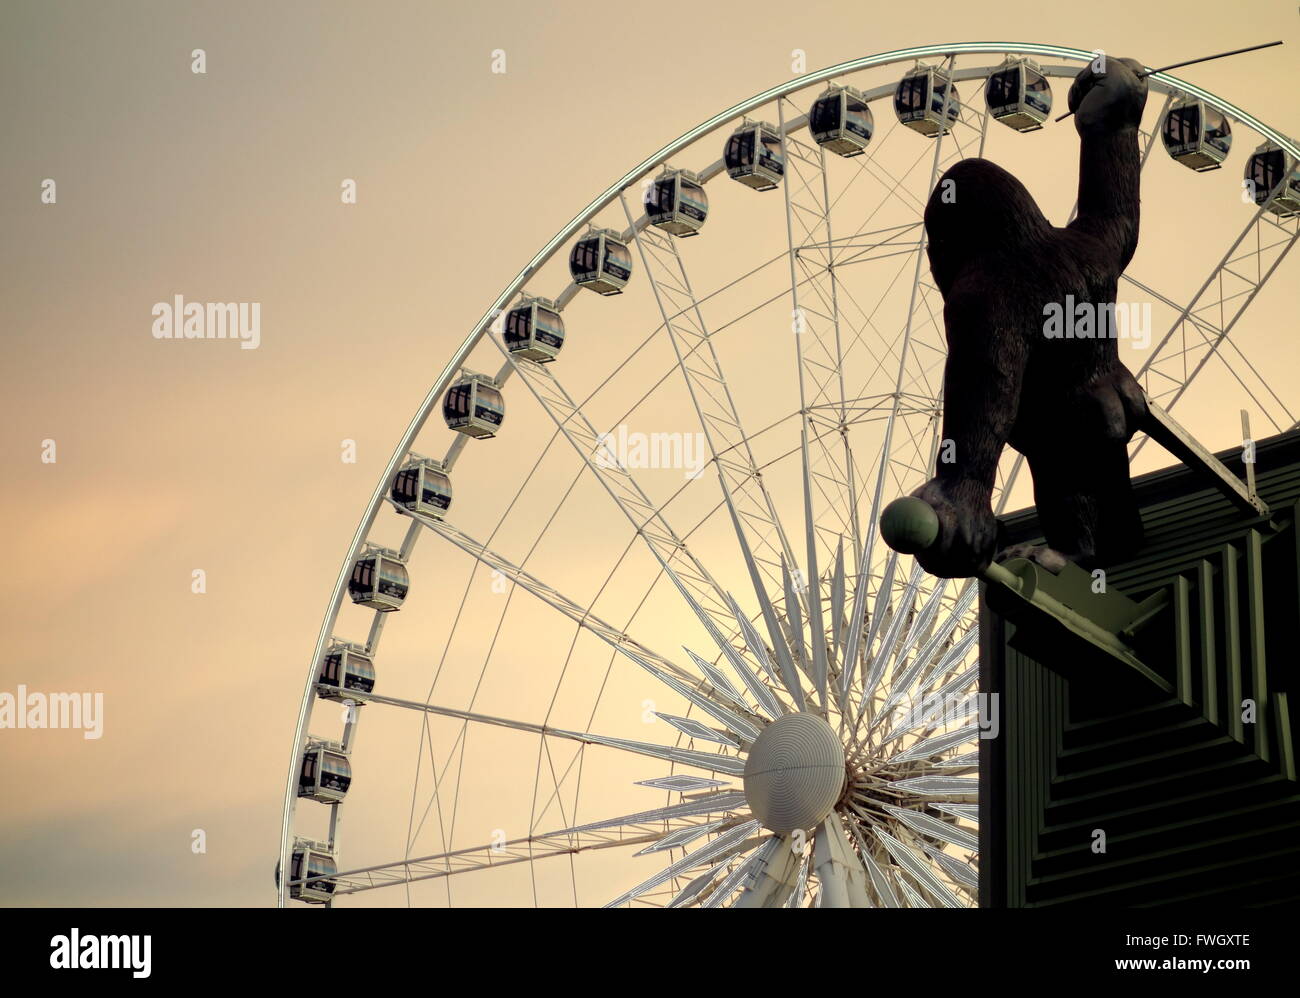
[569,228,632,294]
[390,455,453,518]
[724,120,785,190]
[298,740,352,803]
[347,546,408,612]
[503,296,565,362]
[1246,141,1300,216]
[443,372,505,438]
[894,63,961,135]
[1162,97,1233,171]
[276,839,338,904]
[984,56,1051,131]
[316,640,375,700]
[645,168,710,236]
[810,85,875,156]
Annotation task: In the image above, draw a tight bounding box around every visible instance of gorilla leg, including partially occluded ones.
[1009,436,1143,570]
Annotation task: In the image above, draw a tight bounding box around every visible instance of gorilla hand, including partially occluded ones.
[1068,56,1148,134]
[909,476,999,579]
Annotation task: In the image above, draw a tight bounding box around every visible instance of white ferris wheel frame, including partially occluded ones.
[277,42,1300,907]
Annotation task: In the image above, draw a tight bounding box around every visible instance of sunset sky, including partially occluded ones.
[2,0,1296,906]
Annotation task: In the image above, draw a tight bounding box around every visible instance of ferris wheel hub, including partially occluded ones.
[743,713,847,834]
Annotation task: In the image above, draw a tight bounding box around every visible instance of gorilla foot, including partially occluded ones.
[994,542,1070,574]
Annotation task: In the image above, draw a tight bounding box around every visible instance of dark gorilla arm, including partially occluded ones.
[911,281,1024,578]
[908,157,1053,578]
[1067,56,1147,272]
[1057,55,1151,481]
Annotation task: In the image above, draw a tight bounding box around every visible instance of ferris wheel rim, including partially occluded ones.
[278,41,1297,906]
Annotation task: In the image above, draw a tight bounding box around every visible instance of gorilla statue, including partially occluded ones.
[907,57,1151,579]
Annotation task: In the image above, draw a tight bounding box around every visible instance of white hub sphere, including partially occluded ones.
[743,712,846,834]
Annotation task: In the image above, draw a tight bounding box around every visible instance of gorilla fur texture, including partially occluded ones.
[911,57,1151,579]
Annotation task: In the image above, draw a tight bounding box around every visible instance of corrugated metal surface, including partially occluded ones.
[982,430,1300,907]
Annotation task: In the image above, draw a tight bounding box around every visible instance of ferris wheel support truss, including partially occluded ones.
[619,194,806,614]
[280,42,1300,905]
[1133,208,1300,452]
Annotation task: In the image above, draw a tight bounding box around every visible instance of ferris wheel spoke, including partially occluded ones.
[665,852,743,907]
[829,539,848,665]
[709,834,798,908]
[563,729,746,775]
[873,825,964,907]
[903,821,976,901]
[679,646,755,710]
[397,505,769,732]
[896,878,930,908]
[921,842,980,892]
[890,774,979,798]
[779,99,864,596]
[780,563,805,670]
[786,854,812,906]
[721,593,792,715]
[858,558,926,719]
[891,722,981,764]
[573,793,750,835]
[859,55,960,581]
[595,216,836,718]
[487,333,736,632]
[882,803,979,852]
[331,682,745,778]
[603,818,763,907]
[729,559,808,710]
[619,194,803,607]
[874,580,975,720]
[835,534,877,712]
[854,542,898,676]
[487,332,797,706]
[829,118,933,220]
[846,819,903,907]
[326,809,748,896]
[881,668,980,744]
[700,836,774,907]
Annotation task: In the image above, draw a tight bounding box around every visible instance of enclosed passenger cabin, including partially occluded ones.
[298,740,352,803]
[724,120,785,191]
[810,85,875,157]
[1162,98,1232,171]
[317,641,375,700]
[276,838,338,904]
[391,455,452,519]
[503,297,565,362]
[443,372,505,438]
[895,65,961,136]
[645,169,709,236]
[984,57,1051,131]
[569,228,632,295]
[348,546,408,612]
[1246,142,1300,216]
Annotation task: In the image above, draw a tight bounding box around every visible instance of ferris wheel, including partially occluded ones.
[276,42,1300,908]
